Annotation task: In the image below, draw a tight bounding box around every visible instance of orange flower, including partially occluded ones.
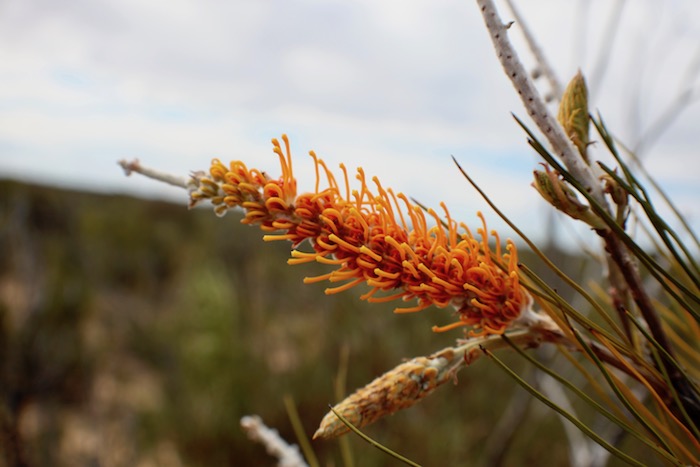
[189,135,529,336]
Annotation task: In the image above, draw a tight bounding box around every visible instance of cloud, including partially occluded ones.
[0,0,698,247]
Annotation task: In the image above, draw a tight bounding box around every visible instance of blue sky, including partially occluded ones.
[1,0,699,248]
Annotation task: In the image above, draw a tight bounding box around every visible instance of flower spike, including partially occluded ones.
[188,135,531,336]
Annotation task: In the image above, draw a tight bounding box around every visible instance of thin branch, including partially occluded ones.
[475,0,609,212]
[241,415,310,467]
[601,230,700,426]
[118,158,188,189]
[503,0,563,100]
[588,0,627,95]
[476,0,700,431]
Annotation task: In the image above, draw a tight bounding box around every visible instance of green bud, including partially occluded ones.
[532,165,607,230]
[557,71,590,162]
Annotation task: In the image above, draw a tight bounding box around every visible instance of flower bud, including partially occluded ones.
[601,170,629,208]
[557,71,590,162]
[532,165,606,230]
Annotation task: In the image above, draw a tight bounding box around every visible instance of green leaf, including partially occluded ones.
[482,343,648,467]
[327,406,422,467]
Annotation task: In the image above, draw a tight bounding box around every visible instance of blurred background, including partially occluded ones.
[0,179,596,465]
[1,0,699,465]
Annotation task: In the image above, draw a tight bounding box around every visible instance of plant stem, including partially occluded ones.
[601,230,700,426]
[502,0,563,100]
[475,0,608,211]
[118,158,188,188]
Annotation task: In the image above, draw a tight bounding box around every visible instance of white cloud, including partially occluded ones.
[0,0,698,248]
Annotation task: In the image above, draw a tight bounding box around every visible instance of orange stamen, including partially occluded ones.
[325,278,365,294]
[366,291,407,303]
[394,303,432,314]
[431,321,469,333]
[374,268,401,280]
[359,245,382,262]
[328,233,361,254]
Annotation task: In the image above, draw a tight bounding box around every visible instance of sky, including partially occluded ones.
[1,0,699,249]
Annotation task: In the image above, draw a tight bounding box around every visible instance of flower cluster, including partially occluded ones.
[188,135,530,336]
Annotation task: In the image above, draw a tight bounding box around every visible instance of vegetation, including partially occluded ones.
[3,2,699,466]
[0,179,589,465]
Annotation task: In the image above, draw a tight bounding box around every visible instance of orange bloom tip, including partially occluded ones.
[432,322,469,333]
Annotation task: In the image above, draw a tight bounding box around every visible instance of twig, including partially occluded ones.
[241,415,310,467]
[474,0,609,211]
[600,231,700,426]
[476,0,700,431]
[600,233,673,358]
[588,0,627,95]
[503,0,563,100]
[118,158,188,189]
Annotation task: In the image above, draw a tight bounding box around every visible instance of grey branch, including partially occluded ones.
[241,415,309,467]
[475,0,610,213]
[118,159,188,189]
[503,0,563,100]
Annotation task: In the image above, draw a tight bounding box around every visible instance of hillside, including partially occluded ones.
[0,179,585,466]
